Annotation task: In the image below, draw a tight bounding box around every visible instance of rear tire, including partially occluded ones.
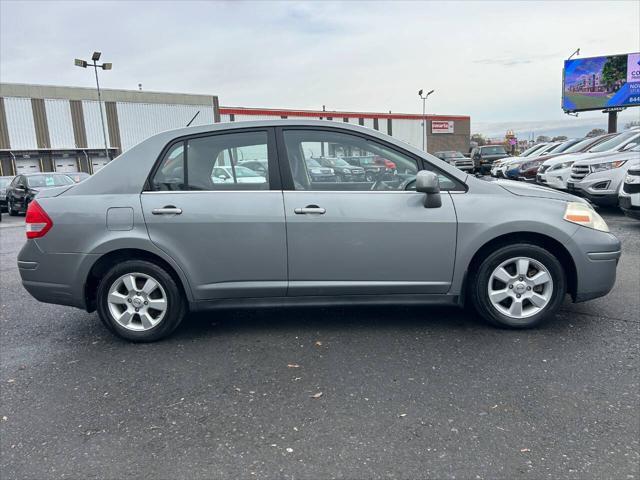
[469,244,566,328]
[96,260,186,342]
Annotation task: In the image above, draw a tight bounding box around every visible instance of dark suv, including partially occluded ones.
[471,145,509,174]
[317,157,365,182]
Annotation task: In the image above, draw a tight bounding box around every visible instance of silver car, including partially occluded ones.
[18,120,621,341]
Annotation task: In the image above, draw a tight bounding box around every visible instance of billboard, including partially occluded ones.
[562,52,640,112]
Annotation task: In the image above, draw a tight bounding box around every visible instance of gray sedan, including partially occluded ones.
[17,120,621,341]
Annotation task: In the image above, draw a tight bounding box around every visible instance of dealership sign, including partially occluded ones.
[562,52,640,113]
[432,120,454,133]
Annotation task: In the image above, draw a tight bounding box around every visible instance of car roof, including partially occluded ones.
[22,172,70,176]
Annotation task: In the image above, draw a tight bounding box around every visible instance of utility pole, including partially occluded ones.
[418,89,435,152]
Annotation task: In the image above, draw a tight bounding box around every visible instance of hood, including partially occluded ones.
[573,149,640,167]
[493,179,587,203]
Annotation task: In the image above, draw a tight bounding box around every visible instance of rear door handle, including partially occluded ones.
[152,206,182,215]
[294,206,326,215]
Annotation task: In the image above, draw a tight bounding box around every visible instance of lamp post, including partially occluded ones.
[418,89,434,152]
[75,52,112,161]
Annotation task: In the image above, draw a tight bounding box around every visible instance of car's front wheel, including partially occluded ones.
[8,198,19,216]
[470,244,566,328]
[96,260,186,342]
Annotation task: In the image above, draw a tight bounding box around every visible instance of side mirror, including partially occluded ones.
[415,170,442,208]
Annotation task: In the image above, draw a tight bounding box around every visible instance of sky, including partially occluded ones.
[1,0,639,138]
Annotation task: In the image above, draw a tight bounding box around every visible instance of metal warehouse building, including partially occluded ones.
[0,83,470,176]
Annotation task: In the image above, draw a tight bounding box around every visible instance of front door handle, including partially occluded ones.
[152,206,182,215]
[294,205,326,215]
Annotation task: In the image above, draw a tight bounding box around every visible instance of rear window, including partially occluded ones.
[26,174,74,187]
[481,146,506,155]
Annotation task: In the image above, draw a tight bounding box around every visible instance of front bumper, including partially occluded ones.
[567,226,621,303]
[619,189,640,219]
[567,169,627,206]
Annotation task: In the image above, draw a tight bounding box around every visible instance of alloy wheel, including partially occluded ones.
[106,272,168,331]
[487,256,553,319]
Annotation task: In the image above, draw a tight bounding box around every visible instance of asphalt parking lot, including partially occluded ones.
[1,209,638,480]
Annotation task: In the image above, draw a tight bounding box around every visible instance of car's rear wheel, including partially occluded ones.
[96,260,186,342]
[470,244,566,328]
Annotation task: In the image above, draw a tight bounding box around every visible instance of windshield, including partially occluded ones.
[520,144,546,157]
[323,158,350,167]
[552,139,580,153]
[442,151,464,159]
[481,146,506,155]
[562,137,599,154]
[590,132,639,153]
[306,159,322,168]
[26,174,74,188]
[234,166,261,177]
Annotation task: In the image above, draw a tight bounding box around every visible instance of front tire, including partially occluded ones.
[8,198,19,216]
[469,244,566,328]
[96,260,186,342]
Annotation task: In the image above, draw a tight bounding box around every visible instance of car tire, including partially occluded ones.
[469,243,566,329]
[8,198,19,216]
[96,260,187,342]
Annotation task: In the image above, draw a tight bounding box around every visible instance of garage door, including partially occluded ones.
[91,158,109,172]
[15,159,41,174]
[54,159,79,173]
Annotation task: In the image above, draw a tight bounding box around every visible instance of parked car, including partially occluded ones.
[316,157,366,182]
[471,145,510,174]
[541,131,639,191]
[6,173,74,215]
[503,142,567,180]
[515,138,583,182]
[618,165,640,219]
[491,143,556,178]
[537,134,616,188]
[239,159,269,177]
[0,175,14,212]
[305,158,338,183]
[68,172,91,183]
[434,151,474,172]
[343,155,396,181]
[566,144,640,206]
[18,120,620,342]
[211,165,267,184]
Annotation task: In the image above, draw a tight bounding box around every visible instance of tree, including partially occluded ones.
[586,128,606,138]
[552,135,568,142]
[601,55,627,92]
[470,133,485,146]
[625,121,640,130]
[536,135,551,143]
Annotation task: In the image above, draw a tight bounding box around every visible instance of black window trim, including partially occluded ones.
[144,127,281,192]
[274,125,467,193]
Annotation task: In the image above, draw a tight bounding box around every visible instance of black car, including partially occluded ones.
[316,157,366,182]
[6,173,74,215]
[0,175,14,212]
[305,158,337,183]
[342,155,396,181]
[470,145,509,174]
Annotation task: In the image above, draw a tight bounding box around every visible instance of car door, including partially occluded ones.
[140,128,287,300]
[277,127,458,296]
[13,176,27,209]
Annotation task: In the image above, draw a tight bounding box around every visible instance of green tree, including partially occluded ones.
[536,135,551,143]
[586,128,606,138]
[552,135,568,142]
[470,133,485,146]
[601,56,627,92]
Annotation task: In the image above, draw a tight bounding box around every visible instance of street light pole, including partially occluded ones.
[418,89,435,152]
[75,52,112,161]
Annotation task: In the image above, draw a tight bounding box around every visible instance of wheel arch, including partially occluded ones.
[463,231,578,303]
[84,248,191,312]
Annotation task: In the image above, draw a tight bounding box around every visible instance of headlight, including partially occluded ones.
[590,160,627,173]
[624,173,640,184]
[564,202,609,232]
[551,161,573,171]
[310,168,322,174]
[343,168,351,174]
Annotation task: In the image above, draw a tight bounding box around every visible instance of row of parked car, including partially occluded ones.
[0,172,90,220]
[484,128,640,219]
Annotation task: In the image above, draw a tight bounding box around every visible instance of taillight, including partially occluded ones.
[25,200,53,239]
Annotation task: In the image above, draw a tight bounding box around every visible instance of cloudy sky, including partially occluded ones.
[1,0,639,136]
